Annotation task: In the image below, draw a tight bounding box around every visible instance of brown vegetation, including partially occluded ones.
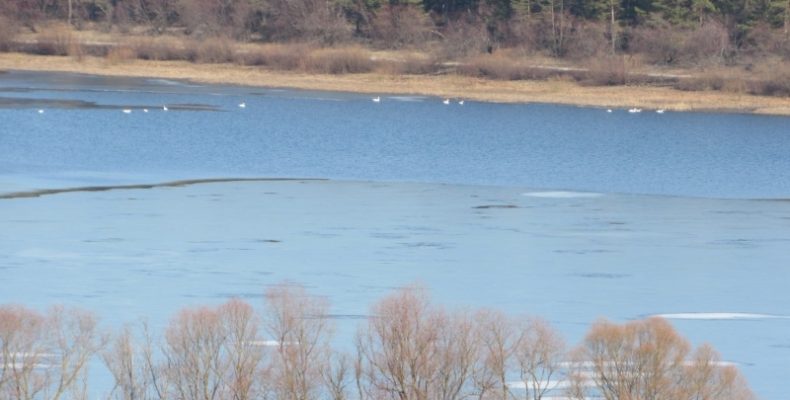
[0,305,103,400]
[0,287,759,399]
[568,317,754,400]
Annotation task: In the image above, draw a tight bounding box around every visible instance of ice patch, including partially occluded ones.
[653,312,790,320]
[388,96,427,102]
[523,191,603,199]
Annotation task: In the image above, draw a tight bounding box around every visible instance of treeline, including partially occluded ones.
[0,0,789,63]
[1,284,755,400]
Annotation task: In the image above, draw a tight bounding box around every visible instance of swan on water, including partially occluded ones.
[372,96,381,103]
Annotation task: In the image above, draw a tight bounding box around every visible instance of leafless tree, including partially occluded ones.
[162,305,229,400]
[569,317,755,400]
[472,309,519,400]
[219,299,264,400]
[514,317,564,400]
[355,286,441,400]
[263,284,333,400]
[323,351,352,400]
[682,344,754,400]
[102,324,153,400]
[0,305,103,400]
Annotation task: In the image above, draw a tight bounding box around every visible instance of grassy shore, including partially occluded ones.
[2,52,790,115]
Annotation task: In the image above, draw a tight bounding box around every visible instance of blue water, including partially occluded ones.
[1,71,789,398]
[1,71,790,198]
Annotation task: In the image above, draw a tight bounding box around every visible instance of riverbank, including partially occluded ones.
[2,52,790,115]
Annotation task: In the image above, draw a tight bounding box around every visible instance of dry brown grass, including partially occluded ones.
[126,36,190,61]
[458,53,560,80]
[1,52,789,115]
[36,24,80,57]
[302,47,374,74]
[105,45,137,65]
[235,43,310,70]
[0,16,16,52]
[194,37,235,63]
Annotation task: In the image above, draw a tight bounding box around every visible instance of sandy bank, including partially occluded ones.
[1,53,790,115]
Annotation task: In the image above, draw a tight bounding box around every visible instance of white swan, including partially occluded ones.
[143,109,149,113]
[458,100,465,105]
[442,98,450,105]
[656,109,665,114]
[239,102,246,108]
[163,105,168,111]
[37,109,44,114]
[628,108,642,113]
[606,109,613,113]
[372,96,381,103]
[122,109,132,114]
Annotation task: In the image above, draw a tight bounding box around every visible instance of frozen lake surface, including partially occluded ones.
[1,71,789,398]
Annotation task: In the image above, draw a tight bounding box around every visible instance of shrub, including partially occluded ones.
[303,47,374,74]
[581,56,627,85]
[235,43,310,70]
[458,54,559,80]
[105,45,137,64]
[0,16,16,51]
[194,37,235,63]
[36,24,77,56]
[128,36,189,61]
[377,54,439,75]
[630,23,685,65]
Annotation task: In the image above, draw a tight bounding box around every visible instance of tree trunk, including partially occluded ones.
[68,0,73,26]
[610,0,616,54]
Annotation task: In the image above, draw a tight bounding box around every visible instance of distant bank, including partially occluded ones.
[2,52,790,116]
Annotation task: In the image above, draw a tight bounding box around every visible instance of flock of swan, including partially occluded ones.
[372,96,464,105]
[34,98,664,114]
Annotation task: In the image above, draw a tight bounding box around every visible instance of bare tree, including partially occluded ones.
[434,310,479,400]
[355,286,442,400]
[323,351,352,400]
[102,324,152,400]
[219,299,264,400]
[0,305,49,400]
[682,344,754,400]
[0,305,102,400]
[162,305,228,400]
[263,284,333,400]
[514,317,564,400]
[570,317,755,400]
[473,310,519,400]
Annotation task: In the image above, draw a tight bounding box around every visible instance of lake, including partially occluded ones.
[1,70,789,399]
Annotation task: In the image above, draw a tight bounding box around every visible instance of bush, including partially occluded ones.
[630,23,685,65]
[581,56,626,85]
[36,24,78,56]
[0,16,16,51]
[377,54,439,75]
[128,36,189,61]
[746,62,790,96]
[303,47,374,74]
[458,54,558,80]
[106,45,137,64]
[235,43,310,70]
[194,37,235,63]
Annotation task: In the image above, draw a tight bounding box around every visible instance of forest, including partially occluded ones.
[1,0,789,59]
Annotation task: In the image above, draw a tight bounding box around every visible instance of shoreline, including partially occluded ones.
[2,52,790,116]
